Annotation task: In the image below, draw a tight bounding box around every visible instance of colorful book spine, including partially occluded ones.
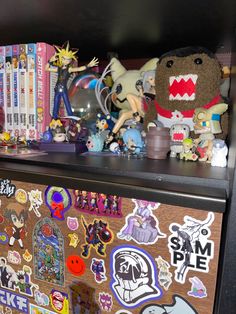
[36,42,55,139]
[19,44,28,138]
[12,44,20,137]
[5,45,13,135]
[27,43,37,140]
[0,46,6,131]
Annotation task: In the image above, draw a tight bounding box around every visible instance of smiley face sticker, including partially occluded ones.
[66,255,86,276]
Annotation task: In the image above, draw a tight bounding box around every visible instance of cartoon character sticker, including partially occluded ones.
[110,246,162,308]
[28,189,43,217]
[140,294,198,314]
[98,292,113,312]
[81,216,113,258]
[15,189,27,204]
[90,258,107,283]
[7,251,21,265]
[29,303,57,314]
[34,290,50,306]
[67,217,79,231]
[168,212,215,283]
[50,290,69,314]
[188,276,207,298]
[155,256,173,290]
[117,199,165,245]
[68,233,80,248]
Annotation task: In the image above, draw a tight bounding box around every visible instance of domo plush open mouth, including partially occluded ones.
[169,74,198,101]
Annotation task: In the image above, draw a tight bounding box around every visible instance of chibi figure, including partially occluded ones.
[169,124,190,157]
[4,203,28,249]
[111,195,120,215]
[81,217,113,258]
[96,114,115,134]
[99,194,111,214]
[46,41,98,119]
[123,128,144,155]
[90,258,107,283]
[89,192,99,213]
[80,190,89,210]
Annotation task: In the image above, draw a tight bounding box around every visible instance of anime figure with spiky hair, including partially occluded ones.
[46,41,99,119]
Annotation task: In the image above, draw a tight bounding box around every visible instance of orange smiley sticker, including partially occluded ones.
[66,255,86,276]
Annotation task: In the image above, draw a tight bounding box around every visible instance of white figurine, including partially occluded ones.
[211,139,228,167]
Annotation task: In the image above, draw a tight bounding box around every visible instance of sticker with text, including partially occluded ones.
[0,287,29,313]
[0,180,16,198]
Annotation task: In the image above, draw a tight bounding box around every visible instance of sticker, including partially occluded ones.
[23,250,32,263]
[4,202,28,249]
[68,233,80,248]
[188,276,207,298]
[28,189,43,217]
[90,258,107,283]
[34,290,50,306]
[67,217,79,231]
[117,199,165,245]
[0,216,4,224]
[140,294,198,314]
[66,256,86,276]
[110,245,162,308]
[0,306,12,314]
[45,186,72,220]
[168,212,215,283]
[115,311,132,314]
[15,265,39,296]
[0,179,16,198]
[0,233,8,245]
[155,256,172,290]
[15,189,28,204]
[0,288,29,313]
[33,217,65,286]
[69,282,100,314]
[98,292,113,312]
[50,290,69,314]
[7,251,21,265]
[81,216,113,258]
[74,190,122,218]
[29,303,56,314]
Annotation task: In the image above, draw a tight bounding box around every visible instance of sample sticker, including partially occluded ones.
[67,217,79,231]
[66,256,86,276]
[74,190,122,217]
[188,276,207,298]
[50,289,69,314]
[81,216,113,258]
[69,282,100,314]
[28,189,43,217]
[140,294,198,314]
[68,233,80,248]
[7,251,21,265]
[45,186,72,220]
[98,292,113,312]
[0,288,29,313]
[33,217,65,286]
[15,189,27,204]
[90,258,107,283]
[29,303,56,314]
[110,245,162,308]
[4,202,28,249]
[168,212,215,283]
[155,256,173,290]
[117,199,165,245]
[34,290,50,306]
[0,179,16,198]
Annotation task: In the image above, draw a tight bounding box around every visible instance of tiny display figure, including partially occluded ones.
[46,42,98,119]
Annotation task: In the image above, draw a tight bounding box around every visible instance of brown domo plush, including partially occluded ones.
[144,46,228,139]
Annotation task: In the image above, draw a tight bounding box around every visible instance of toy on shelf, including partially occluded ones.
[169,124,190,158]
[193,103,228,162]
[211,139,228,167]
[179,138,198,161]
[96,114,114,134]
[45,41,98,119]
[144,46,229,138]
[122,128,144,156]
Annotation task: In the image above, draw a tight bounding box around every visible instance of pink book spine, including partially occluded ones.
[36,42,55,139]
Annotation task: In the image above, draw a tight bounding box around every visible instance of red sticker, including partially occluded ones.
[66,255,86,276]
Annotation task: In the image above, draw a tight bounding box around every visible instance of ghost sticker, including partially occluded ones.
[188,276,207,298]
[110,245,162,308]
[140,294,198,314]
[28,189,43,217]
[117,199,165,245]
[168,212,215,283]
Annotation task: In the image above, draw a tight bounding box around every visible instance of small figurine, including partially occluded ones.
[122,128,144,155]
[179,138,198,161]
[86,131,109,152]
[193,103,228,162]
[46,41,98,119]
[169,124,190,157]
[211,139,228,167]
[67,119,88,143]
[96,114,114,134]
[52,125,67,142]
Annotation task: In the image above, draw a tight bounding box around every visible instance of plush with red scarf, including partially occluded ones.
[144,46,228,138]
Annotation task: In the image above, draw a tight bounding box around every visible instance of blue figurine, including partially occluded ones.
[122,128,144,155]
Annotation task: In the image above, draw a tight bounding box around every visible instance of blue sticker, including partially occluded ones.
[0,288,29,313]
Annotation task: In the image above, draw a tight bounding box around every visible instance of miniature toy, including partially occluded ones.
[169,124,190,157]
[211,139,228,167]
[122,128,144,155]
[179,138,198,161]
[86,131,108,152]
[46,42,98,119]
[96,113,114,133]
[193,103,228,162]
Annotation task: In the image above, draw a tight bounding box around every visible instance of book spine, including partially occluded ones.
[19,44,28,138]
[0,46,6,131]
[36,42,55,139]
[27,43,37,140]
[5,45,13,135]
[12,44,20,138]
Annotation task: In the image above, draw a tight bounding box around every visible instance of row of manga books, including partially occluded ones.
[0,42,56,140]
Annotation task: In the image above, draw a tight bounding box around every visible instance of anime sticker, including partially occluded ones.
[7,251,21,265]
[69,281,100,314]
[0,288,29,313]
[45,186,72,221]
[34,290,49,306]
[188,276,207,298]
[168,212,215,284]
[0,179,16,198]
[98,292,113,312]
[33,217,65,286]
[28,189,43,217]
[90,258,107,284]
[50,290,69,314]
[74,190,122,217]
[29,303,57,314]
[81,216,113,258]
[68,233,80,248]
[67,217,79,231]
[140,294,198,314]
[155,256,173,290]
[4,202,28,249]
[117,199,165,245]
[110,246,162,308]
